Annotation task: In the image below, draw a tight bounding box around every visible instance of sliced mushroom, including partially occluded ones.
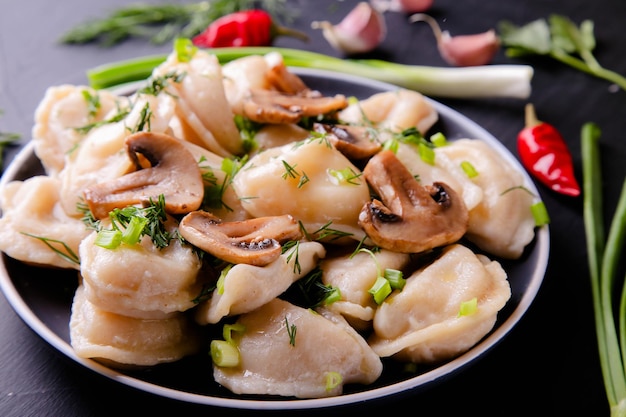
[358,150,468,253]
[242,89,348,124]
[178,211,303,266]
[83,131,204,219]
[313,123,382,160]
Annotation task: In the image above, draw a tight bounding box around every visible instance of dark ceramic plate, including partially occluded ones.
[0,68,549,410]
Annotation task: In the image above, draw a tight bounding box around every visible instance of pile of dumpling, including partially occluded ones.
[0,45,538,399]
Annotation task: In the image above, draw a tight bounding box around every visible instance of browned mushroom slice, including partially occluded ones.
[242,89,348,124]
[358,150,468,253]
[178,211,303,266]
[83,132,204,219]
[313,123,382,160]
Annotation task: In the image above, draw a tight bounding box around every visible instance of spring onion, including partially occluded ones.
[581,122,626,416]
[210,340,240,367]
[86,46,533,99]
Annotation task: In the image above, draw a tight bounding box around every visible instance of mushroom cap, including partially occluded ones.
[83,131,204,219]
[242,89,348,124]
[178,211,303,266]
[358,150,468,253]
[313,123,382,161]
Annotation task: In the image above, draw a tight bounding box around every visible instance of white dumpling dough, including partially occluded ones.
[321,248,411,329]
[70,284,202,367]
[154,49,242,157]
[0,176,90,269]
[437,139,536,259]
[232,139,370,240]
[339,89,438,135]
[79,220,203,319]
[195,241,326,325]
[369,244,511,363]
[213,298,383,398]
[32,85,121,177]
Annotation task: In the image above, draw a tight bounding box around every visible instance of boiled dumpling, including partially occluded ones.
[153,49,243,157]
[339,89,438,136]
[320,247,412,330]
[70,284,202,367]
[79,218,204,319]
[437,139,536,259]
[195,241,326,324]
[232,139,370,241]
[368,244,511,363]
[32,85,122,177]
[213,298,383,398]
[0,176,90,269]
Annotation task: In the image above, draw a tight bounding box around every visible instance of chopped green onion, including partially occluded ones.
[210,340,240,368]
[174,37,197,62]
[430,132,448,147]
[216,264,233,295]
[87,46,533,100]
[531,201,551,226]
[458,297,478,317]
[368,276,392,305]
[121,215,148,245]
[323,287,342,305]
[223,323,246,344]
[418,142,436,165]
[324,371,343,391]
[460,160,478,178]
[94,229,123,249]
[384,268,406,290]
[382,138,399,153]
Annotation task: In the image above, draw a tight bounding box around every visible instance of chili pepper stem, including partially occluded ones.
[524,103,540,128]
[272,24,309,42]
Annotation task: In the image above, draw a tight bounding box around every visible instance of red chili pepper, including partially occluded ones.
[192,10,308,48]
[517,103,581,197]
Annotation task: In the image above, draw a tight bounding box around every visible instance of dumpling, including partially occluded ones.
[339,89,438,136]
[437,139,536,259]
[320,247,412,330]
[195,241,326,325]
[232,139,371,241]
[79,219,204,319]
[32,85,121,176]
[368,244,511,363]
[70,284,202,367]
[213,298,383,398]
[0,176,90,269]
[153,49,243,157]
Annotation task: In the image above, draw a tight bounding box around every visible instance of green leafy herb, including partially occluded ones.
[59,0,295,47]
[499,14,626,92]
[285,316,297,346]
[281,160,309,189]
[20,233,80,265]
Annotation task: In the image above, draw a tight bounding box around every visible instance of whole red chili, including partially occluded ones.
[517,103,581,197]
[192,10,308,48]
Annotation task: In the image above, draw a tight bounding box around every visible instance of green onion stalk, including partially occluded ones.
[581,122,626,417]
[86,46,533,99]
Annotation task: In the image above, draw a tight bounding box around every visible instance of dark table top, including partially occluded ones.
[1,0,625,416]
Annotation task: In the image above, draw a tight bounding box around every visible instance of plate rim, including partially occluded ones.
[0,67,550,410]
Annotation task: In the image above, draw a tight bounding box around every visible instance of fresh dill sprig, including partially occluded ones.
[59,0,296,47]
[20,232,80,265]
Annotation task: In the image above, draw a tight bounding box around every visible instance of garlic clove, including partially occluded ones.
[312,2,387,55]
[438,29,500,66]
[410,13,500,66]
